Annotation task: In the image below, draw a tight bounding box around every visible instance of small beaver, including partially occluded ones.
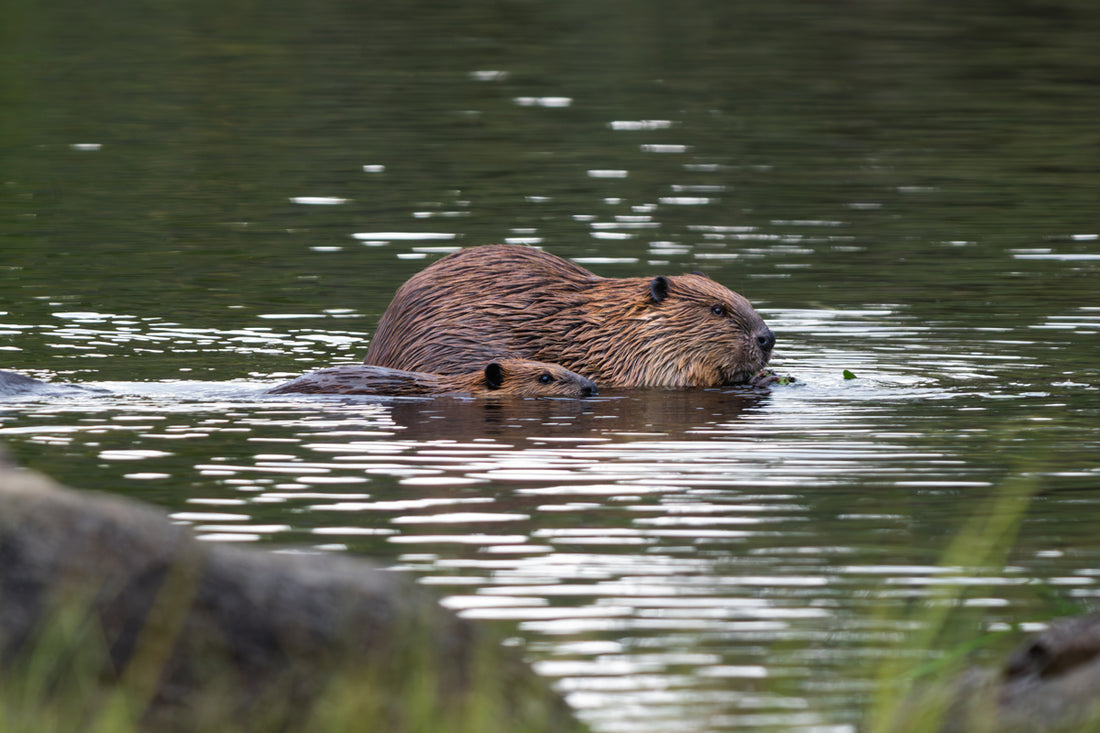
[364,245,775,388]
[267,360,598,398]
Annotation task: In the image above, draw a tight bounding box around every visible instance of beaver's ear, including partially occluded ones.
[649,276,670,303]
[484,362,504,389]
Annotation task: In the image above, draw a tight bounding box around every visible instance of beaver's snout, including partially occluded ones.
[754,326,776,353]
[579,379,598,398]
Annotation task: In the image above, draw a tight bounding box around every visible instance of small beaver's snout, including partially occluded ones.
[754,326,776,353]
[580,379,598,398]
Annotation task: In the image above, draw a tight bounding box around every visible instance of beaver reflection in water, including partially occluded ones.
[268,360,597,398]
[365,245,776,388]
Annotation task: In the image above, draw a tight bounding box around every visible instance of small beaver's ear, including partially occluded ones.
[650,276,670,303]
[484,362,504,389]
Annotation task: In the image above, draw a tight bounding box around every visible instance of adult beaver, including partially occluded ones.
[268,360,597,398]
[364,245,776,388]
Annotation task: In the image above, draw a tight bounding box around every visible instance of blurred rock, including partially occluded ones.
[0,454,584,732]
[936,614,1100,733]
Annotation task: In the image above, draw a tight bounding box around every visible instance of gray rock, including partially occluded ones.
[917,614,1100,733]
[0,455,583,732]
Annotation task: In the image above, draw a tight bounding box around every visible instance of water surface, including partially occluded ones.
[2,1,1099,730]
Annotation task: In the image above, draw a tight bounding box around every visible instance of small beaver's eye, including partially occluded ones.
[539,372,554,384]
[711,305,727,317]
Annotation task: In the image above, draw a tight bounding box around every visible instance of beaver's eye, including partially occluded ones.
[711,305,727,317]
[539,373,553,384]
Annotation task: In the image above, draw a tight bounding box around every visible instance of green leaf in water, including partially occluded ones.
[843,370,857,380]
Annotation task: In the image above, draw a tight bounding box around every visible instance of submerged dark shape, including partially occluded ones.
[0,369,102,397]
[364,245,775,388]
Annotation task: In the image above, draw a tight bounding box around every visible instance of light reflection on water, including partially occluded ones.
[4,2,1099,728]
[2,305,1099,732]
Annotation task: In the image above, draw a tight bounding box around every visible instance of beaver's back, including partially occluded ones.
[267,365,450,396]
[364,246,598,374]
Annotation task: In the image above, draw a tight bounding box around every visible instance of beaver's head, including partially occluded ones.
[626,273,774,387]
[482,360,598,398]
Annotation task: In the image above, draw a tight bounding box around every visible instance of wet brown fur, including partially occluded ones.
[267,360,597,398]
[364,245,774,388]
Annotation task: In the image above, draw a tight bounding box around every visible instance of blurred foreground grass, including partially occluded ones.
[3,456,1095,733]
[863,454,1098,733]
[0,596,582,733]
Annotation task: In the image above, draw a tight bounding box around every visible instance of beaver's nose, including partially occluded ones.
[754,326,776,352]
[581,380,598,398]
